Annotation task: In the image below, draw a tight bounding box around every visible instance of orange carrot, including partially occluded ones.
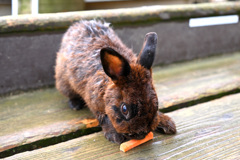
[120,132,153,152]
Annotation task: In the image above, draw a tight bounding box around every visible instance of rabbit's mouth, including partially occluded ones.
[123,131,148,140]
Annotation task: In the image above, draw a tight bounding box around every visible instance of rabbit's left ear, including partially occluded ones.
[138,32,157,70]
[100,47,131,80]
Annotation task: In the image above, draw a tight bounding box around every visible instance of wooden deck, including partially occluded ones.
[6,93,240,159]
[1,52,240,159]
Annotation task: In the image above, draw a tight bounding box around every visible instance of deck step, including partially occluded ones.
[1,52,240,157]
[154,52,240,110]
[6,93,240,159]
[0,89,100,157]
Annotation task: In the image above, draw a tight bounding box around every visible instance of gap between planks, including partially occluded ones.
[5,93,240,160]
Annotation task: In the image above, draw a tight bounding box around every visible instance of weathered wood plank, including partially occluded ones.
[1,2,240,33]
[6,93,240,159]
[154,52,240,109]
[0,89,99,155]
[0,53,240,156]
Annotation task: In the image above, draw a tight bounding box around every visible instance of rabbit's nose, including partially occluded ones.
[133,131,148,140]
[139,131,148,138]
[136,134,146,140]
[123,131,148,140]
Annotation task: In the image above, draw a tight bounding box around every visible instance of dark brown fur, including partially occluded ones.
[55,20,176,144]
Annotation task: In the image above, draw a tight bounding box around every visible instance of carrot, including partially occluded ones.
[120,132,153,152]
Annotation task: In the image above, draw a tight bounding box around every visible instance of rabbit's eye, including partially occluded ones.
[121,104,128,115]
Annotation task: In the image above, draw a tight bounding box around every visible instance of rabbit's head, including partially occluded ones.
[100,32,160,140]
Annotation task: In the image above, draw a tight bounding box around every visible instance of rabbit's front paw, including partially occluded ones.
[99,114,127,144]
[155,112,176,134]
[104,130,126,144]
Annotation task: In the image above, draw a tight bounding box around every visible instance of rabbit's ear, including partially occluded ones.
[100,47,131,80]
[138,32,157,70]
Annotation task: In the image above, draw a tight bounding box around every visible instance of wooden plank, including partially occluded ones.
[0,89,99,155]
[5,93,240,159]
[1,2,240,33]
[0,53,240,155]
[154,52,240,109]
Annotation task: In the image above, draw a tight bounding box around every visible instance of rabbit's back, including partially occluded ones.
[55,20,136,107]
[59,21,114,77]
[60,21,135,78]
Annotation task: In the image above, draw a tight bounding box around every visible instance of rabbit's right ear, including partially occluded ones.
[138,32,157,70]
[100,47,131,80]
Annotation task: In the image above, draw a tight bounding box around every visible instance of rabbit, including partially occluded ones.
[55,20,176,144]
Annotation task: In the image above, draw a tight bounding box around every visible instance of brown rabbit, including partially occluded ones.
[55,20,176,144]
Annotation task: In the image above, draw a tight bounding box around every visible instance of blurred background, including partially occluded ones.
[0,0,239,16]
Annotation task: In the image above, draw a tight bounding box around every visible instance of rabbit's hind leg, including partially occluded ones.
[155,111,177,135]
[55,74,86,110]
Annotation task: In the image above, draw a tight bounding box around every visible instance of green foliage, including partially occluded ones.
[19,0,31,14]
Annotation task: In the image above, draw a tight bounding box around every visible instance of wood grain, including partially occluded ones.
[1,2,240,33]
[0,89,96,154]
[154,52,240,109]
[0,53,240,155]
[6,93,240,159]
